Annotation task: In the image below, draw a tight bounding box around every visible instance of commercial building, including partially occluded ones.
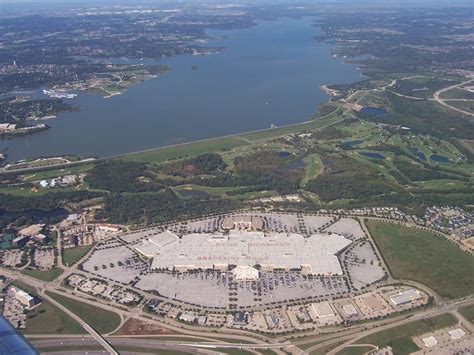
[448,328,466,340]
[361,294,386,312]
[421,336,438,348]
[9,287,37,308]
[389,288,423,306]
[12,236,29,248]
[18,224,44,237]
[136,231,351,275]
[32,234,48,244]
[342,303,358,317]
[310,301,335,318]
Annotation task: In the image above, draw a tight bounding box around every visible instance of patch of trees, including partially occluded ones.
[159,153,226,177]
[358,93,474,140]
[0,191,102,231]
[100,189,239,224]
[0,191,102,212]
[393,157,467,182]
[192,170,300,195]
[305,155,398,201]
[85,161,162,193]
[312,126,350,141]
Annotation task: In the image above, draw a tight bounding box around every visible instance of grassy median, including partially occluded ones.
[46,291,121,334]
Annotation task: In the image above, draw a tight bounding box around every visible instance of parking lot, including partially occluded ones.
[326,218,366,240]
[82,243,147,284]
[136,271,229,308]
[33,248,55,270]
[3,289,27,329]
[0,250,25,267]
[234,271,348,308]
[342,240,386,289]
[85,212,390,311]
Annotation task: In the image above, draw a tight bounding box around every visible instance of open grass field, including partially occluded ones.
[5,157,70,171]
[237,113,343,142]
[62,245,92,266]
[335,346,375,355]
[118,114,344,164]
[350,313,457,354]
[366,221,474,299]
[309,342,344,355]
[23,299,86,335]
[0,185,75,196]
[448,100,474,115]
[119,136,249,163]
[302,155,322,186]
[46,291,121,334]
[36,345,189,354]
[458,304,474,324]
[416,179,467,190]
[19,164,94,182]
[11,281,85,335]
[21,267,64,282]
[172,184,242,196]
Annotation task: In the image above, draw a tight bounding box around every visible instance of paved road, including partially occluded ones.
[32,337,218,354]
[433,78,474,117]
[313,297,474,355]
[38,289,118,355]
[0,158,96,175]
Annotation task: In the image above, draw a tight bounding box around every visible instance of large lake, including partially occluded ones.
[1,17,361,162]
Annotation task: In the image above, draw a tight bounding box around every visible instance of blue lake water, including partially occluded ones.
[361,107,387,116]
[1,17,361,162]
[360,152,385,160]
[278,151,292,158]
[416,151,426,161]
[342,140,364,147]
[430,154,451,163]
[284,156,305,170]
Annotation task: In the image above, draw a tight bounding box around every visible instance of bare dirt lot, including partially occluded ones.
[113,318,174,335]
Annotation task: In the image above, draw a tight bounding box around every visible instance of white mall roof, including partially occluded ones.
[135,231,179,258]
[137,231,351,275]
